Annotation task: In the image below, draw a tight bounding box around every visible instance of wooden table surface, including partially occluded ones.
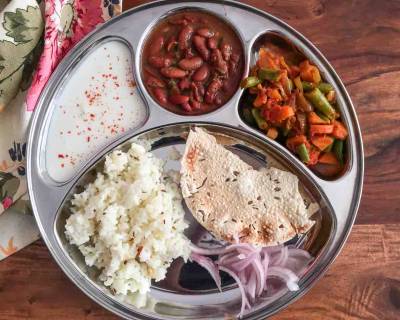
[1,0,399,319]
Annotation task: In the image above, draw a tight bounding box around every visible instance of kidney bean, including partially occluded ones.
[167,79,180,95]
[153,88,167,105]
[148,56,173,68]
[149,36,165,55]
[146,76,165,88]
[231,52,240,63]
[214,92,223,105]
[178,56,203,71]
[193,35,210,61]
[166,36,178,52]
[192,64,209,82]
[178,78,191,90]
[229,53,240,73]
[181,102,192,112]
[196,28,215,38]
[192,87,200,102]
[210,49,228,75]
[192,82,205,102]
[169,94,190,105]
[160,67,187,78]
[207,36,218,49]
[221,43,232,61]
[183,47,195,59]
[205,78,223,104]
[179,25,194,50]
[190,99,202,110]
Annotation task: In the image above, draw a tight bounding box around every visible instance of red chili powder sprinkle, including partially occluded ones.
[87,127,92,131]
[61,163,65,168]
[58,154,64,159]
[87,136,91,142]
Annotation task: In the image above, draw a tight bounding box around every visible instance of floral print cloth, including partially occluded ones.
[0,0,122,260]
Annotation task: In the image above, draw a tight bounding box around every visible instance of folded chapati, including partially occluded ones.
[180,127,318,246]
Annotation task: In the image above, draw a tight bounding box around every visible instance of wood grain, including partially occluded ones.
[0,225,399,319]
[1,0,400,319]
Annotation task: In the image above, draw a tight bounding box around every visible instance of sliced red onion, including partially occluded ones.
[229,252,257,272]
[251,258,265,296]
[246,271,257,301]
[189,242,312,316]
[261,252,270,282]
[274,245,289,266]
[219,266,250,318]
[190,253,222,292]
[267,266,300,291]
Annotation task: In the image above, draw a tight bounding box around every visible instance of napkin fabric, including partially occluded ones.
[0,0,122,260]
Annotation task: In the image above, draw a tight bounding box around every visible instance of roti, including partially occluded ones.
[180,127,318,246]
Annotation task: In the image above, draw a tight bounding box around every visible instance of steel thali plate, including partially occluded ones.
[27,1,364,319]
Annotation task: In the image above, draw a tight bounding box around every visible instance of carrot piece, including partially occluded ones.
[253,87,268,107]
[286,135,308,151]
[309,124,334,135]
[266,127,279,140]
[299,60,321,83]
[258,48,278,69]
[264,105,294,123]
[332,120,348,140]
[308,112,330,125]
[319,152,339,165]
[266,87,282,101]
[308,148,320,166]
[311,135,334,151]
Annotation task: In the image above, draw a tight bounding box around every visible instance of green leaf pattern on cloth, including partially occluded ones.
[0,0,123,261]
[3,5,42,43]
[0,4,43,111]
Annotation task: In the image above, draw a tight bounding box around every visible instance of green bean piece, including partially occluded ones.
[305,88,336,119]
[318,82,334,94]
[301,81,315,91]
[258,68,280,81]
[241,76,261,89]
[297,143,310,163]
[287,78,294,92]
[333,139,344,165]
[251,108,268,130]
[242,108,256,126]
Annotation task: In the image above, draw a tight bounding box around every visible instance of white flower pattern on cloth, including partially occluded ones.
[0,0,122,261]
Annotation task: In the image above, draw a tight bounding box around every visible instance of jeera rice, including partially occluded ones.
[65,143,190,306]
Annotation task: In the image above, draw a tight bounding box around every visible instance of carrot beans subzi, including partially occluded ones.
[142,11,244,115]
[240,48,348,178]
